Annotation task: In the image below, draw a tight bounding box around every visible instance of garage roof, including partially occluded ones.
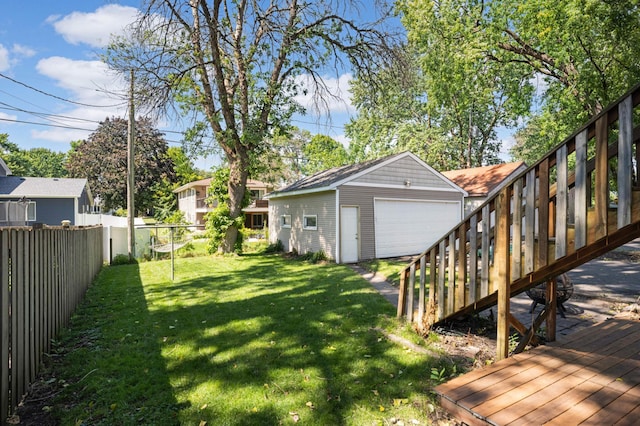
[268,151,465,199]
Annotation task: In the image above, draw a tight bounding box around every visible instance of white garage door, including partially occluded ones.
[375,199,461,258]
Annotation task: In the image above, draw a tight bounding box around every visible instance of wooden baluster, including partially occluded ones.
[538,159,550,269]
[512,178,523,280]
[618,96,633,229]
[438,240,446,319]
[481,204,490,297]
[575,129,588,249]
[448,233,456,314]
[594,113,609,240]
[417,256,426,326]
[469,215,478,303]
[525,169,536,273]
[556,145,568,259]
[406,262,416,323]
[457,222,467,309]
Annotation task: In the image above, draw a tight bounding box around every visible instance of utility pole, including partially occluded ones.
[127,69,136,260]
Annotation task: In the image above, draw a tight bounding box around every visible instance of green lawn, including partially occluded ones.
[358,259,410,286]
[43,254,454,425]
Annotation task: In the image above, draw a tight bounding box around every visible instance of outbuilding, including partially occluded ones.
[267,152,467,263]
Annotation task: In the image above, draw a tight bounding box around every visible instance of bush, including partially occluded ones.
[111,254,137,265]
[264,239,284,253]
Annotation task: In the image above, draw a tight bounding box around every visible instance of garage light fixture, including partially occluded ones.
[404,179,411,187]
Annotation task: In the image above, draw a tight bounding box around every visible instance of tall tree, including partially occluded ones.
[105,0,398,252]
[66,117,176,215]
[398,0,532,168]
[254,127,310,186]
[399,0,640,163]
[0,135,67,177]
[346,48,458,169]
[301,134,349,175]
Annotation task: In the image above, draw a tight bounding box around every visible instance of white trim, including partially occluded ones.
[266,187,335,199]
[342,181,463,193]
[373,196,463,206]
[302,214,318,230]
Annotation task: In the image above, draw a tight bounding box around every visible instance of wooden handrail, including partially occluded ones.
[398,83,640,359]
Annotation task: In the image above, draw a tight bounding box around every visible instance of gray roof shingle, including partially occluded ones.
[0,176,89,198]
[270,152,400,196]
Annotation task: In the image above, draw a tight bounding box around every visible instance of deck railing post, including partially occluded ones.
[495,187,512,360]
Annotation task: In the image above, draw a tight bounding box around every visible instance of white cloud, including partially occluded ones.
[294,73,355,116]
[12,44,36,58]
[36,56,127,105]
[0,44,9,71]
[49,4,140,48]
[33,57,128,143]
[0,112,18,122]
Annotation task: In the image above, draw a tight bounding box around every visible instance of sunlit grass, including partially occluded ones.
[46,254,450,425]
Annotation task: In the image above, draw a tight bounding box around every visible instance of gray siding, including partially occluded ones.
[338,186,463,260]
[352,156,454,190]
[269,191,337,258]
[33,198,76,226]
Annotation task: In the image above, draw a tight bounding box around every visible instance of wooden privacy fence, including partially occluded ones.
[398,84,640,360]
[1,226,103,422]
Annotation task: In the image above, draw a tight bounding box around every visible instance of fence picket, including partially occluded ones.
[0,226,102,420]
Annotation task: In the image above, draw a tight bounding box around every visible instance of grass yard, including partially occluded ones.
[34,254,455,425]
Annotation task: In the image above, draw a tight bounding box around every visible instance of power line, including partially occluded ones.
[0,72,127,108]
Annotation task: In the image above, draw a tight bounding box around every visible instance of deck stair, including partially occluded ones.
[397,84,640,360]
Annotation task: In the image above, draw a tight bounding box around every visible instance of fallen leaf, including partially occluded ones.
[393,398,409,407]
[200,403,208,410]
[306,401,315,409]
[372,389,379,396]
[199,421,207,426]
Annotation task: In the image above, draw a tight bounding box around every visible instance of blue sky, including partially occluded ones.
[0,1,517,172]
[0,1,358,171]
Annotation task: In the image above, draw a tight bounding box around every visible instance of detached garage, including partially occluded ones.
[267,152,466,263]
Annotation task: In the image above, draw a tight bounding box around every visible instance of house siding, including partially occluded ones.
[338,186,463,260]
[352,156,453,190]
[33,198,76,226]
[269,191,336,258]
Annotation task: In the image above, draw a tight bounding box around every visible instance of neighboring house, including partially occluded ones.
[174,178,271,229]
[267,152,467,263]
[442,161,527,216]
[0,159,93,226]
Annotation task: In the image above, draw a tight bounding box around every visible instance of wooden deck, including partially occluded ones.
[435,315,640,425]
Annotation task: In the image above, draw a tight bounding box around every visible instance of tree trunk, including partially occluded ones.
[220,148,249,252]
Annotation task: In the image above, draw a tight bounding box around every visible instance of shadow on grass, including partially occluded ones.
[37,254,446,425]
[43,263,184,425]
[141,254,441,425]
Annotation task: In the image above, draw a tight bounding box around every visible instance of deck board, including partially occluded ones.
[435,317,640,425]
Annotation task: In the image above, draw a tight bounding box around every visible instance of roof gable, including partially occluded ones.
[442,162,526,197]
[0,158,11,177]
[269,152,465,198]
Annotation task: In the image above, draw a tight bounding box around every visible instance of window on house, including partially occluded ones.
[252,214,263,228]
[303,215,317,230]
[26,201,36,221]
[281,214,291,228]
